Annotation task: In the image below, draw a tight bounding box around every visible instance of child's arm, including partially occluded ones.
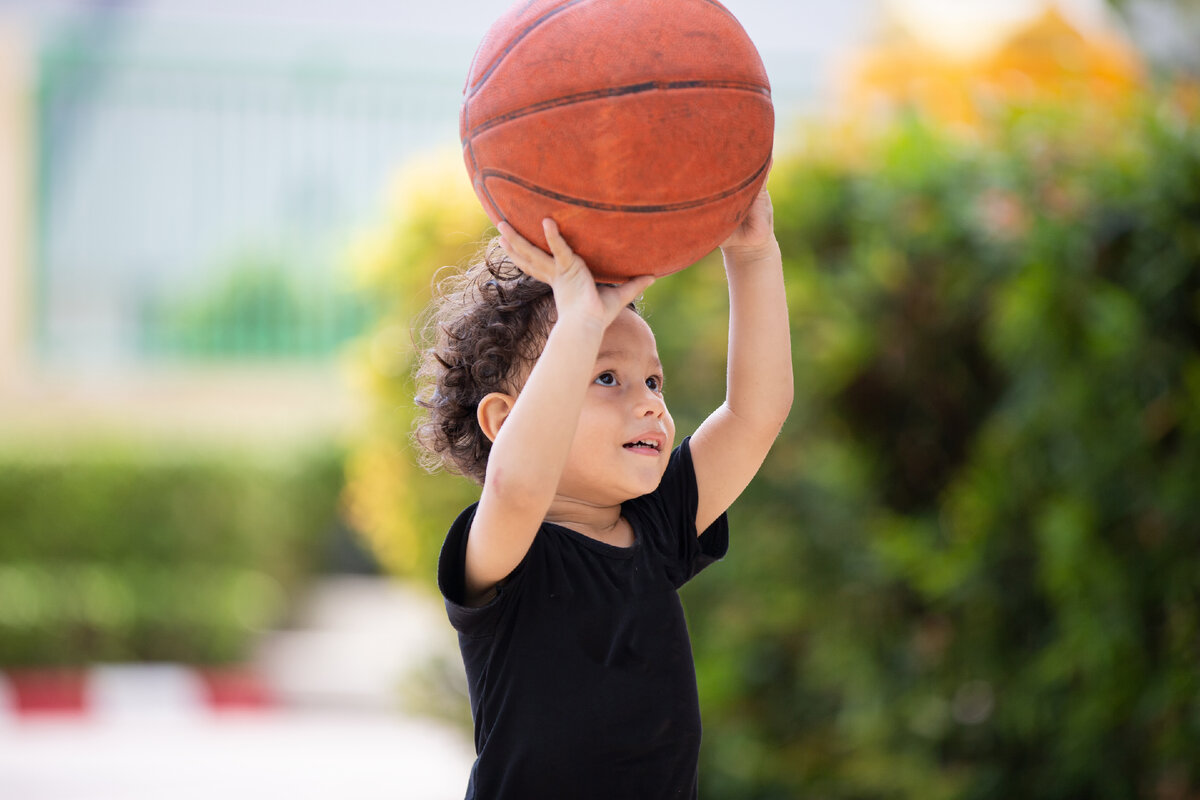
[690,188,794,533]
[462,219,654,604]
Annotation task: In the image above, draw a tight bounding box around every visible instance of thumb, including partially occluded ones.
[613,274,655,307]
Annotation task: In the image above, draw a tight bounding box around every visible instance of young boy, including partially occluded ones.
[415,187,792,799]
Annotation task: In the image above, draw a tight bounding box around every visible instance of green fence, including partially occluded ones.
[33,22,463,362]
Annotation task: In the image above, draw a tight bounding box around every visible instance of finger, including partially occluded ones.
[744,189,772,228]
[760,190,775,226]
[612,274,655,306]
[497,221,537,258]
[541,218,579,268]
[498,221,555,277]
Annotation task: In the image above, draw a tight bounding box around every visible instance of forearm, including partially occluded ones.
[722,238,793,430]
[688,238,792,531]
[467,314,604,599]
[483,314,605,509]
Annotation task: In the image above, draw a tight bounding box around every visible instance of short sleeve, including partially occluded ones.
[623,436,729,588]
[437,503,522,638]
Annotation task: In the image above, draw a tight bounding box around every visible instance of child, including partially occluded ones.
[415,187,792,799]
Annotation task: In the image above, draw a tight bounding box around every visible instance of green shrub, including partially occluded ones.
[0,441,344,666]
[140,252,373,360]
[682,100,1200,798]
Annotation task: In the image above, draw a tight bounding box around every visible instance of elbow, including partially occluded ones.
[481,460,553,517]
[760,380,794,440]
[727,381,794,434]
[768,393,793,438]
[761,375,795,434]
[775,364,796,423]
[777,372,795,413]
[724,392,793,446]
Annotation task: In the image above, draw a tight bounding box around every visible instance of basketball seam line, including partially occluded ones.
[465,2,595,227]
[478,155,771,213]
[463,79,772,141]
[696,0,740,21]
[465,0,594,100]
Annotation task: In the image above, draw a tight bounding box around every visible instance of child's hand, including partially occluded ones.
[721,187,776,259]
[498,218,654,327]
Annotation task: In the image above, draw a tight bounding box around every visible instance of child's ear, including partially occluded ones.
[477,392,516,443]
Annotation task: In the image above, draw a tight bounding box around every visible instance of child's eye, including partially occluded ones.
[646,376,663,393]
[595,372,617,386]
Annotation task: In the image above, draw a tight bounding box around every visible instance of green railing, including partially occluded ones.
[34,23,463,362]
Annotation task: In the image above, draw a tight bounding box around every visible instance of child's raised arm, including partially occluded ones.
[690,188,794,533]
[462,219,653,605]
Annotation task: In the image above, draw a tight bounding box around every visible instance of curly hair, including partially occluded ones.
[412,238,557,484]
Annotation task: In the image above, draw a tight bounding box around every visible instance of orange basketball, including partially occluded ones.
[461,0,774,281]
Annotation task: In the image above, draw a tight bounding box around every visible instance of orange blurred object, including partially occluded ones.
[842,5,1143,129]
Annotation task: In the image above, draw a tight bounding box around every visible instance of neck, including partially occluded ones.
[545,496,628,543]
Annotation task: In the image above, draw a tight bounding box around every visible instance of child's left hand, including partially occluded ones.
[720,187,776,256]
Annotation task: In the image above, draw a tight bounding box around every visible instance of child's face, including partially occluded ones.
[557,307,675,506]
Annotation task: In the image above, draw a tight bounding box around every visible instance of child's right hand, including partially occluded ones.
[498,218,654,328]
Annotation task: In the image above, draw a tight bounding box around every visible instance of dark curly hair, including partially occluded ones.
[412,238,557,484]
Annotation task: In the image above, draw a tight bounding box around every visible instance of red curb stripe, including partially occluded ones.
[5,669,88,715]
[198,667,275,710]
[2,666,276,717]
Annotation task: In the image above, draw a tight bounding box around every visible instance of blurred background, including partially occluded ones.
[1,0,1198,798]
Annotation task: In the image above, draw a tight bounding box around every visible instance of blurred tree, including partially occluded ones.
[680,98,1200,798]
[342,152,491,577]
[141,250,371,360]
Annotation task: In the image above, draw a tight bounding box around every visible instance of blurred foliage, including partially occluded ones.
[0,441,345,666]
[687,96,1200,798]
[349,94,1199,797]
[343,152,492,577]
[141,252,373,360]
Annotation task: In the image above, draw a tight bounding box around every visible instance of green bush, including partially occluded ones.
[140,252,373,360]
[0,441,344,666]
[680,100,1200,798]
[350,98,1200,797]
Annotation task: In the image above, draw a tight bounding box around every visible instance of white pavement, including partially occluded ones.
[0,710,474,800]
[0,577,476,800]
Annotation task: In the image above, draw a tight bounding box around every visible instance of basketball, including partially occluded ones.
[461,0,774,281]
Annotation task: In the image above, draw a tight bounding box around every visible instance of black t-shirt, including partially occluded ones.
[438,437,728,800]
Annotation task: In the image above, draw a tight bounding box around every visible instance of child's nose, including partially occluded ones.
[635,387,667,417]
